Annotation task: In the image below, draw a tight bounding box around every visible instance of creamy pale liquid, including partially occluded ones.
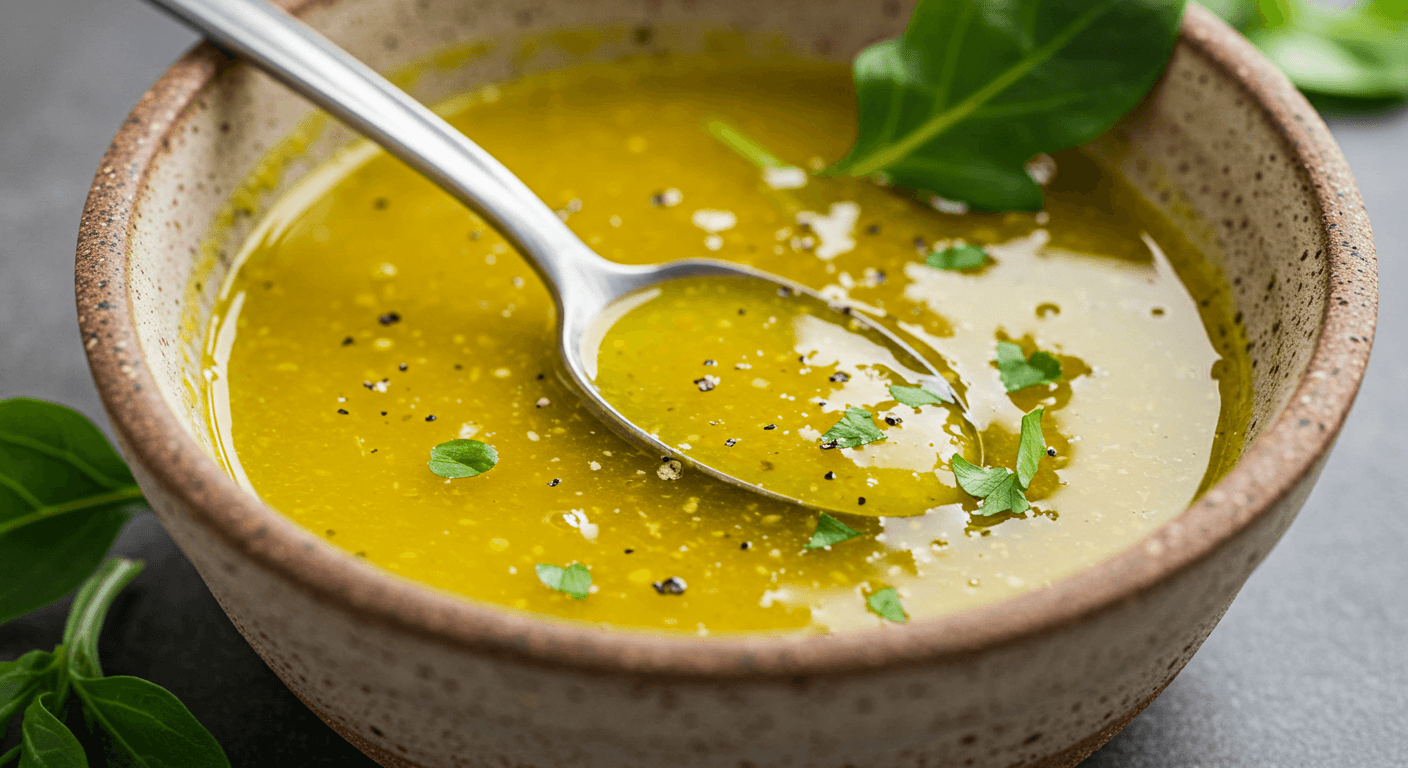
[205,51,1250,634]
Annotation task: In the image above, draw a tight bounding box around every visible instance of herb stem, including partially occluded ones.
[706,120,787,169]
[64,558,146,680]
[840,0,1119,176]
[0,485,144,537]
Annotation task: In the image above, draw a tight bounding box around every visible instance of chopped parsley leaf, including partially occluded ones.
[820,407,887,449]
[867,587,908,623]
[804,513,863,549]
[1016,406,1046,489]
[889,382,951,407]
[428,439,498,479]
[995,341,1062,392]
[952,408,1046,516]
[926,244,988,270]
[535,563,591,599]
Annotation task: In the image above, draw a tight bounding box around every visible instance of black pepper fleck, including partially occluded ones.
[824,471,836,480]
[652,577,688,595]
[694,376,718,392]
[703,359,717,366]
[777,286,793,298]
[866,224,881,235]
[398,363,409,371]
[884,416,903,426]
[820,440,838,450]
[829,372,850,383]
[425,415,436,422]
[1047,447,1057,457]
[548,478,561,487]
[379,312,401,325]
[858,497,867,506]
[372,197,389,210]
[380,411,387,416]
[763,424,776,430]
[740,541,752,550]
[624,548,634,554]
[725,438,738,447]
[342,336,355,346]
[337,409,349,415]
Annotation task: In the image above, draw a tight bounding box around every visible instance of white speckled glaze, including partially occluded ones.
[76,2,1376,766]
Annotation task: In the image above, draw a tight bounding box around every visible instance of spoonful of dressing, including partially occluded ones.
[147,0,981,514]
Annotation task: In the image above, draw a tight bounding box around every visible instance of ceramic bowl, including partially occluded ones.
[76,1,1376,766]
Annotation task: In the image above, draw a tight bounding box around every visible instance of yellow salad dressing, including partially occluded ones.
[204,52,1250,634]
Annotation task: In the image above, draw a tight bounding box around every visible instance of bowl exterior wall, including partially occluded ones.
[77,0,1375,767]
[125,433,1326,768]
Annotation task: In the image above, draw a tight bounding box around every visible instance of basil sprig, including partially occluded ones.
[0,399,145,624]
[831,0,1187,210]
[0,559,230,768]
[1213,0,1407,108]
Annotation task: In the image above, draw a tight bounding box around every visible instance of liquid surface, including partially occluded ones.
[206,52,1249,634]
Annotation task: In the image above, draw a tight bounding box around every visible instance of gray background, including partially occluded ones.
[2,1,1404,765]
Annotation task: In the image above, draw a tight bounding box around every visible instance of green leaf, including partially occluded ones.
[831,0,1186,210]
[62,559,145,681]
[535,563,591,600]
[866,588,908,623]
[888,383,951,407]
[950,455,1012,497]
[1245,0,1408,101]
[427,439,498,479]
[1,651,61,734]
[926,244,987,271]
[18,693,87,768]
[0,399,145,624]
[1016,407,1046,489]
[71,676,229,768]
[974,471,1032,517]
[820,407,887,449]
[804,513,863,549]
[995,341,1062,392]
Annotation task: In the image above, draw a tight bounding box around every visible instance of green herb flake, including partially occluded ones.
[821,407,887,449]
[1016,407,1047,489]
[804,513,863,549]
[866,587,908,623]
[889,383,951,407]
[428,439,498,479]
[951,455,1015,498]
[995,341,1062,392]
[926,244,988,271]
[975,472,1032,517]
[831,0,1186,210]
[535,563,591,599]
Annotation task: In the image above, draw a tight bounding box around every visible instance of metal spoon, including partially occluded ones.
[145,0,979,510]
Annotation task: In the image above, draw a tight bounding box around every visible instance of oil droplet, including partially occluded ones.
[1036,303,1061,319]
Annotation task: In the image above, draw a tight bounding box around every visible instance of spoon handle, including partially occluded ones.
[143,0,624,305]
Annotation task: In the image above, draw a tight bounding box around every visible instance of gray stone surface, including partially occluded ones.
[1,1,1404,765]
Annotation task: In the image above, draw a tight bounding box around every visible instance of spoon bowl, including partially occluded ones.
[147,0,981,513]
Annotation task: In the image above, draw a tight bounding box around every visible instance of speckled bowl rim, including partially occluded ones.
[77,2,1376,679]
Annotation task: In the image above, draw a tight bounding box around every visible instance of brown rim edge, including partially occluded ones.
[75,3,1377,680]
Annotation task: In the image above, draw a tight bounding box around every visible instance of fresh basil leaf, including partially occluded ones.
[1,651,60,733]
[888,383,951,407]
[866,587,908,623]
[821,407,887,449]
[427,439,498,479]
[950,455,1012,497]
[70,676,229,768]
[974,472,1032,517]
[62,559,144,681]
[926,244,987,271]
[804,513,863,549]
[1236,0,1408,102]
[1016,407,1046,489]
[18,693,86,768]
[0,399,145,625]
[995,341,1062,392]
[535,563,591,600]
[831,0,1186,210]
